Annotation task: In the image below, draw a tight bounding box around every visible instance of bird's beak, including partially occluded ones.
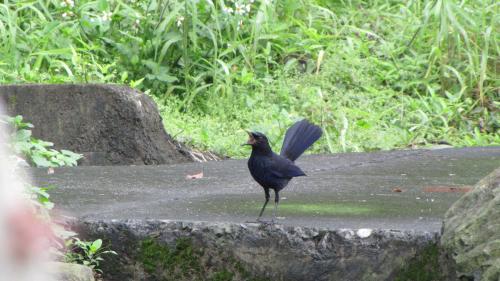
[242,130,255,146]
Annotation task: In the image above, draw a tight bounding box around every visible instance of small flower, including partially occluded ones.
[101,11,113,21]
[249,0,254,3]
[222,6,233,14]
[245,4,251,13]
[61,0,74,8]
[135,19,140,25]
[176,16,185,27]
[235,3,246,15]
[62,11,74,18]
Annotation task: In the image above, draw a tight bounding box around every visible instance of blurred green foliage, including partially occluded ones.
[0,0,498,157]
[4,115,82,166]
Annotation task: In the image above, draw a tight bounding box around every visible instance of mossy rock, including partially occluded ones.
[441,167,500,281]
[394,243,446,281]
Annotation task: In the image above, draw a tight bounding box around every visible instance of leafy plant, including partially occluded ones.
[4,114,115,274]
[65,238,117,273]
[27,185,55,211]
[4,115,82,167]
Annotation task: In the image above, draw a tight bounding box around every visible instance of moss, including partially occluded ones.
[395,243,445,281]
[140,238,171,273]
[139,237,203,281]
[278,202,375,216]
[139,237,271,281]
[211,270,234,281]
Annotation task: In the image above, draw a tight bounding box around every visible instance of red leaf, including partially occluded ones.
[186,171,203,179]
[423,185,472,193]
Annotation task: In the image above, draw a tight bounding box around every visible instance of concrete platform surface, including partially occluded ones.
[32,147,500,232]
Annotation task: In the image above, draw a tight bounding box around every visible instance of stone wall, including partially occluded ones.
[73,219,447,281]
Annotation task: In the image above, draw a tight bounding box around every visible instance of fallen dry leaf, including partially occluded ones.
[47,167,54,175]
[392,188,403,193]
[423,185,472,193]
[186,171,203,180]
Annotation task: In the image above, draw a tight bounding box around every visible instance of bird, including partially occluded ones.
[244,119,322,223]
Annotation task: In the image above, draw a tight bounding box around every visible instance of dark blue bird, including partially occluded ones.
[244,119,322,222]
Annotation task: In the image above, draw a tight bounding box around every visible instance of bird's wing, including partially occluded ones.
[270,155,306,178]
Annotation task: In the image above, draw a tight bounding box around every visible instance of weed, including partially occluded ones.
[65,238,117,273]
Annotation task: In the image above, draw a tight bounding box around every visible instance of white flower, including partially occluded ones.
[61,0,74,8]
[245,4,251,12]
[62,12,68,18]
[263,0,271,5]
[101,11,112,21]
[235,3,246,15]
[222,6,233,14]
[176,16,185,27]
[135,19,140,25]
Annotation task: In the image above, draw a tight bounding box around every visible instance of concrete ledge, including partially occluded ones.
[73,219,443,281]
[32,148,499,280]
[0,84,191,165]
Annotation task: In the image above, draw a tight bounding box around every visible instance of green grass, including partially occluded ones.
[0,0,498,157]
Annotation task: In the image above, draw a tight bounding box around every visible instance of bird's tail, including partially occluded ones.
[280,119,322,161]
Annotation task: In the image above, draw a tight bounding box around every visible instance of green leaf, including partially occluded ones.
[15,129,32,142]
[31,154,52,167]
[90,239,103,253]
[97,0,109,11]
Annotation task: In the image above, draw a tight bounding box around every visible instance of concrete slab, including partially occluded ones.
[32,147,500,232]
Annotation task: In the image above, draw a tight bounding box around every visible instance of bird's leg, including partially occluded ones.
[272,190,280,223]
[257,188,270,221]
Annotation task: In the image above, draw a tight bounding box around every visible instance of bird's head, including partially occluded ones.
[243,131,271,151]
